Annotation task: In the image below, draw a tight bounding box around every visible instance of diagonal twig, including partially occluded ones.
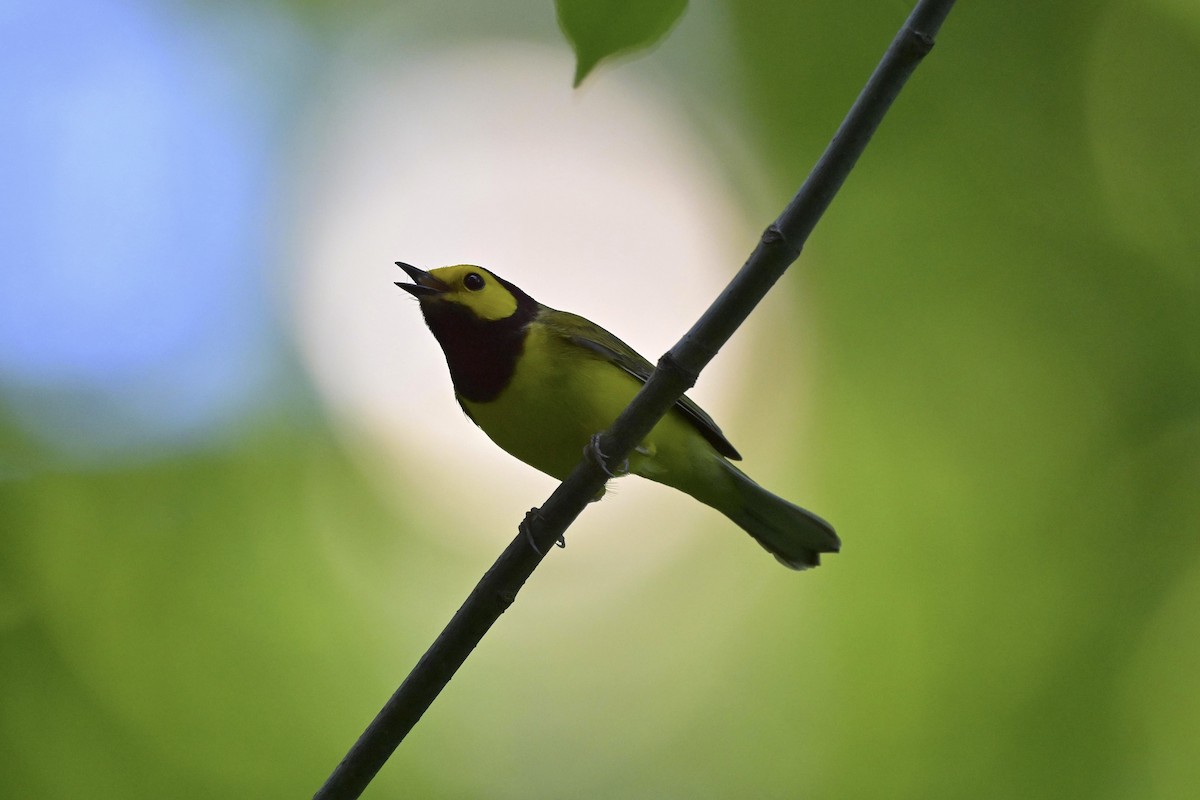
[314,2,956,797]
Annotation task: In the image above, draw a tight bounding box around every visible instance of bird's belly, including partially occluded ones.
[459,337,723,501]
[460,347,640,481]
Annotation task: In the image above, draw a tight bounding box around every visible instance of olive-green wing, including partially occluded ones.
[536,307,742,460]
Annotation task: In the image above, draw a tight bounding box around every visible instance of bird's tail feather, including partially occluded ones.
[721,462,840,570]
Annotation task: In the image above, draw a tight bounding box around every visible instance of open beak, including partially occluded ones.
[395,262,449,297]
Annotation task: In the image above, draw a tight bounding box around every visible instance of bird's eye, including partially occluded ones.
[463,272,485,291]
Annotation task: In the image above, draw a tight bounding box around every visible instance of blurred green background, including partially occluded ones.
[3,0,1198,797]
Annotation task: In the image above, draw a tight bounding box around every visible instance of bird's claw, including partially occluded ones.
[522,507,565,556]
[585,433,628,478]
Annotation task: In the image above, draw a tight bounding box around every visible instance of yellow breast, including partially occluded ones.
[460,325,631,479]
[462,323,720,487]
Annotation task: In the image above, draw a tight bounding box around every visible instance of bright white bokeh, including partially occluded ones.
[290,41,813,587]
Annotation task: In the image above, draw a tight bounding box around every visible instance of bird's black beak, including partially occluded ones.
[395,262,449,297]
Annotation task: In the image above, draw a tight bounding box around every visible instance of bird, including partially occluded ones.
[395,262,840,569]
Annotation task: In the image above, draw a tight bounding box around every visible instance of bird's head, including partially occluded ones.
[395,263,528,322]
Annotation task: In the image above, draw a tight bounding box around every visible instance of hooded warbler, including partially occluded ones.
[396,262,839,569]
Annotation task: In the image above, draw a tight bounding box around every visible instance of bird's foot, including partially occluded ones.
[521,507,565,556]
[585,433,628,479]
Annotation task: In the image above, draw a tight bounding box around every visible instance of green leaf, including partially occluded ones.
[555,0,688,87]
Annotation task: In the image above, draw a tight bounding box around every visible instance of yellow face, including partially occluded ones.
[423,265,518,321]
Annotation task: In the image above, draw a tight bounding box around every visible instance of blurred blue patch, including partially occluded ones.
[0,0,295,462]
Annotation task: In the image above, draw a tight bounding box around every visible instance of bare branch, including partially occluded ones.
[314,2,956,797]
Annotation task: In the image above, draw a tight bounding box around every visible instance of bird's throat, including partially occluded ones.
[422,302,530,403]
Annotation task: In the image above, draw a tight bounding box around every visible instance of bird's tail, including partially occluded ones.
[719,462,840,570]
